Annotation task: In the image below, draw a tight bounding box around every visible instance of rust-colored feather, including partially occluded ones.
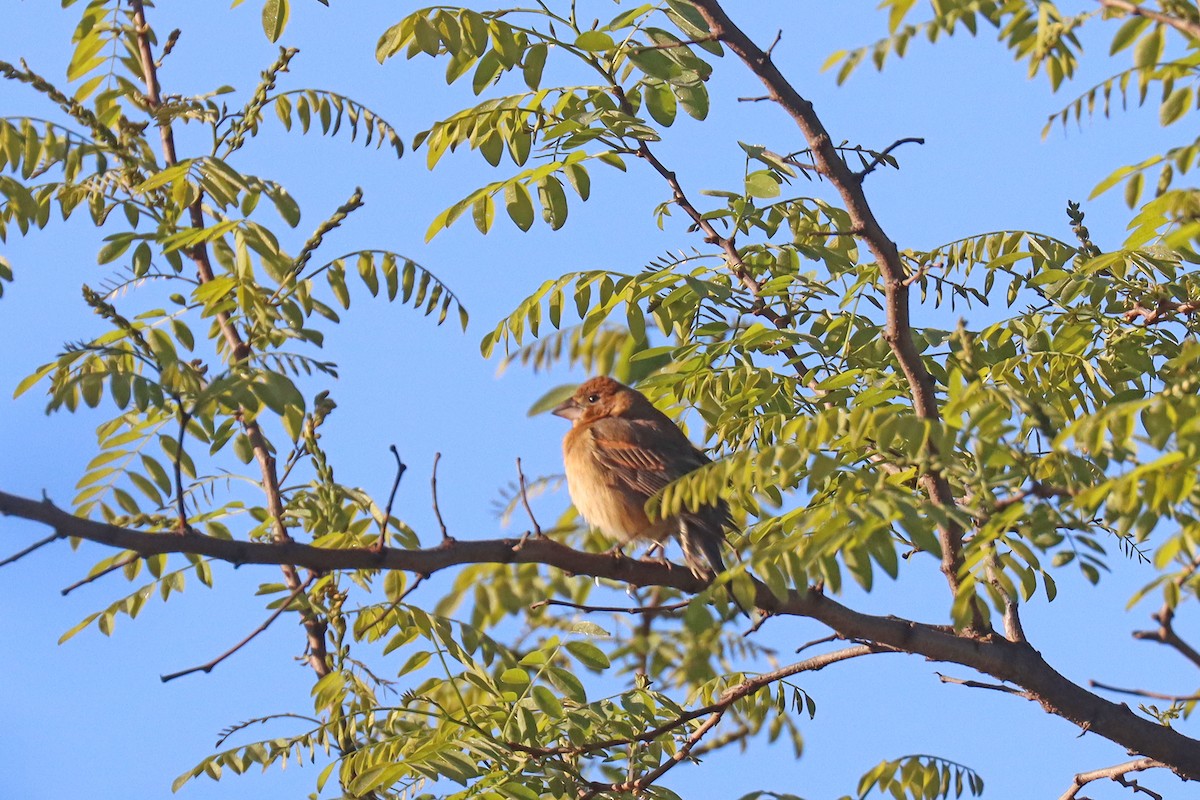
[556,376,729,578]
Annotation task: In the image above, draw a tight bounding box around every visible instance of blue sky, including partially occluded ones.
[0,2,1194,799]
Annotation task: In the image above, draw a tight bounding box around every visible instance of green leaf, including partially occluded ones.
[537,175,568,230]
[575,31,615,52]
[565,639,610,670]
[523,42,548,89]
[673,82,709,120]
[1160,87,1191,126]
[1133,26,1162,69]
[745,170,781,198]
[261,0,289,43]
[645,82,677,126]
[505,182,534,231]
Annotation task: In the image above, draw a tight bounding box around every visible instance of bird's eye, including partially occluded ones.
[587,394,600,404]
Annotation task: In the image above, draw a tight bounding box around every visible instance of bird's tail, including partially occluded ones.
[678,513,727,580]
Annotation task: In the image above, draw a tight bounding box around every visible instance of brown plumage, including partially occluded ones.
[553,376,730,579]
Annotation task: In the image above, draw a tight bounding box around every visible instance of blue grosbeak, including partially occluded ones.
[553,376,730,579]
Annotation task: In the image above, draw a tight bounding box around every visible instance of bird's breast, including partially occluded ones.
[563,429,671,544]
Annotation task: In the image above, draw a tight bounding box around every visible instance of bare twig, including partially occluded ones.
[60,553,139,596]
[1059,757,1167,800]
[1133,555,1200,669]
[160,572,316,682]
[764,29,783,59]
[372,446,407,553]
[515,457,543,546]
[796,634,839,654]
[173,404,191,533]
[742,610,772,636]
[0,530,61,568]
[1090,681,1200,703]
[857,136,925,179]
[530,597,689,615]
[431,452,451,543]
[937,672,1031,697]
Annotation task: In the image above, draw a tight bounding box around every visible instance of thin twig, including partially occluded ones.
[579,645,890,797]
[1133,565,1200,669]
[1090,681,1200,703]
[1058,757,1167,800]
[0,531,61,568]
[60,553,139,596]
[160,573,315,682]
[373,446,407,553]
[173,403,191,533]
[742,610,772,636]
[937,672,1030,696]
[431,452,451,542]
[857,136,925,179]
[764,29,783,59]
[358,574,428,639]
[515,457,543,546]
[795,634,839,654]
[530,597,689,615]
[635,34,718,51]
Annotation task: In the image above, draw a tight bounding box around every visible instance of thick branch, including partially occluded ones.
[5,487,1200,780]
[687,0,966,594]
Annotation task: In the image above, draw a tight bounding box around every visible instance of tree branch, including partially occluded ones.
[514,456,542,546]
[1090,681,1200,704]
[1123,299,1200,326]
[1096,0,1200,42]
[371,446,406,553]
[160,572,316,682]
[6,486,1200,780]
[857,136,925,179]
[1059,757,1167,800]
[0,530,61,568]
[431,452,451,542]
[129,0,329,677]
[529,597,690,616]
[1133,605,1200,669]
[577,644,885,797]
[686,0,967,598]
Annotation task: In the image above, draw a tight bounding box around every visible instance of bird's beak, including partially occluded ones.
[552,397,582,421]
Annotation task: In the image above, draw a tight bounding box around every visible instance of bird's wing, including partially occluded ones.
[587,415,708,501]
[589,414,733,578]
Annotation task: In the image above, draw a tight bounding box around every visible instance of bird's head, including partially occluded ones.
[552,376,643,424]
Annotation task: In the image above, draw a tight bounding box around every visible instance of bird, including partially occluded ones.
[552,375,731,580]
